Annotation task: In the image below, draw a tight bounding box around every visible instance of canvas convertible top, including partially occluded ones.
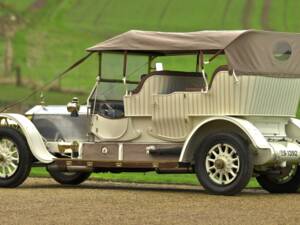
[87,30,300,77]
[87,30,246,54]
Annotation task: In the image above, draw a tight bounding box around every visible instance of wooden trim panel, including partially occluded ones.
[54,158,179,169]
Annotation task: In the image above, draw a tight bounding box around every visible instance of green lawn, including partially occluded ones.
[0,84,87,106]
[2,0,300,91]
[30,167,260,188]
[0,84,88,113]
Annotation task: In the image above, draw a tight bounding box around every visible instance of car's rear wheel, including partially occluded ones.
[0,127,33,187]
[256,165,300,193]
[47,168,91,185]
[194,133,253,195]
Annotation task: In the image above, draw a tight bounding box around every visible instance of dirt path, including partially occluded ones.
[1,178,300,225]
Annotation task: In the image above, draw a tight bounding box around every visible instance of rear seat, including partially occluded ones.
[131,70,206,94]
[124,70,206,116]
[209,65,229,88]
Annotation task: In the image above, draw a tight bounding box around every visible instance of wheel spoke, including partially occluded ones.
[207,158,215,163]
[224,173,230,182]
[217,144,223,153]
[211,170,218,178]
[232,158,239,162]
[208,165,216,170]
[229,169,236,177]
[229,149,235,156]
[9,162,17,170]
[232,163,239,169]
[224,145,229,154]
[10,156,19,161]
[9,148,18,156]
[7,164,13,173]
[211,150,218,158]
[218,171,223,183]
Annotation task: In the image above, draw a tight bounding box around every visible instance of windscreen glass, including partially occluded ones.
[101,53,148,81]
[95,53,148,101]
[154,54,228,80]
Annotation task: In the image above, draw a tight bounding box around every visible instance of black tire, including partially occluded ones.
[47,168,91,185]
[194,133,253,195]
[0,127,33,187]
[256,165,300,193]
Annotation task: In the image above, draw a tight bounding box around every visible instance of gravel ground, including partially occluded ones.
[1,178,300,225]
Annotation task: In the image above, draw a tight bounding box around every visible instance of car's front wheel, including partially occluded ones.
[194,133,253,195]
[256,165,300,193]
[0,127,33,187]
[47,168,91,185]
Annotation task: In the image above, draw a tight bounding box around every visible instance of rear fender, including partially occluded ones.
[0,113,55,164]
[179,116,271,163]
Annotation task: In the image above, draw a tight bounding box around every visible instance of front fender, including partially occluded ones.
[179,116,271,163]
[0,113,55,164]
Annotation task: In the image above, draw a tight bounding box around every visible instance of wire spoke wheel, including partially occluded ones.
[0,127,33,188]
[205,143,240,185]
[270,165,298,184]
[257,165,300,193]
[195,133,253,195]
[0,138,20,178]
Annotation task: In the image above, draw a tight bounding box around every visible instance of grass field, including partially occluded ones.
[30,167,260,188]
[1,1,300,99]
[0,84,87,105]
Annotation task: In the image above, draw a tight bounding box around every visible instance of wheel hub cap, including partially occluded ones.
[205,144,240,185]
[0,138,20,178]
[215,159,225,169]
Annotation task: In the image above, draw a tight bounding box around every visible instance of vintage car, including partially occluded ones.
[0,30,300,195]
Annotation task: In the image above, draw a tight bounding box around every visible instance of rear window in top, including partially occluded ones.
[273,41,292,61]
